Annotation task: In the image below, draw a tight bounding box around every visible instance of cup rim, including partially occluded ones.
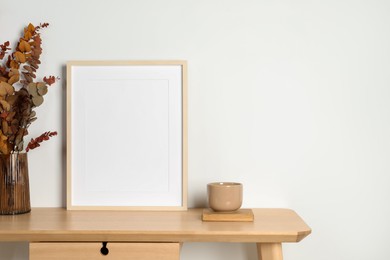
[208,182,242,187]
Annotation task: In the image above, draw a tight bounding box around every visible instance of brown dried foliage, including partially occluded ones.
[0,23,57,154]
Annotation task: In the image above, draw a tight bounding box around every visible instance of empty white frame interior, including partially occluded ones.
[67,61,187,210]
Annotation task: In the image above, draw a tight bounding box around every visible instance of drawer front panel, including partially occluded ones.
[29,242,180,260]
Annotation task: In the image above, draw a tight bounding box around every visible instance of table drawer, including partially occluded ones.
[29,242,180,260]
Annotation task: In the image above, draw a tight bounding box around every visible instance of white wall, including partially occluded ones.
[1,0,390,259]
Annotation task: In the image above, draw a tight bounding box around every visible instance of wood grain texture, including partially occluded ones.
[30,242,180,260]
[202,208,254,222]
[257,243,283,260]
[0,208,311,243]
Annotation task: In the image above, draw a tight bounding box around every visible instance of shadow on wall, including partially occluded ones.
[191,190,208,208]
[61,64,67,207]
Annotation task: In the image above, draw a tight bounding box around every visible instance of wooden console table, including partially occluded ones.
[0,208,311,260]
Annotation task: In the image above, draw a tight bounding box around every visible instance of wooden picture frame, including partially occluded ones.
[66,61,187,210]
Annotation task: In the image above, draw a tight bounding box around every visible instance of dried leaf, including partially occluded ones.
[26,131,57,152]
[0,41,11,59]
[18,40,31,53]
[36,23,49,30]
[33,35,42,45]
[23,65,33,73]
[10,60,19,69]
[0,130,10,155]
[0,86,6,96]
[16,140,24,152]
[1,121,12,136]
[23,65,35,73]
[2,121,9,135]
[14,129,24,147]
[0,81,14,96]
[37,83,48,95]
[6,111,16,121]
[27,23,35,32]
[23,70,35,77]
[23,72,33,83]
[37,82,45,88]
[6,95,17,106]
[24,31,32,41]
[43,76,57,86]
[29,117,37,123]
[8,68,19,77]
[10,125,17,135]
[8,75,19,85]
[29,61,39,70]
[27,83,38,96]
[0,100,11,111]
[20,80,28,85]
[14,51,26,63]
[24,53,32,60]
[32,95,44,106]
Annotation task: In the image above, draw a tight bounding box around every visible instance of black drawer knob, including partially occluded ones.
[100,242,109,255]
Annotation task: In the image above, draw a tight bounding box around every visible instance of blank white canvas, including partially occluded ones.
[70,65,183,207]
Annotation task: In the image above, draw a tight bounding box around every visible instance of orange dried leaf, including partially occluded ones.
[24,31,32,41]
[2,121,9,134]
[27,23,35,32]
[14,51,26,63]
[0,143,9,154]
[8,68,19,77]
[0,130,9,154]
[0,81,14,96]
[8,75,19,85]
[10,60,19,69]
[19,40,31,53]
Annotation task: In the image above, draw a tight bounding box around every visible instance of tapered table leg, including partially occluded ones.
[257,243,283,260]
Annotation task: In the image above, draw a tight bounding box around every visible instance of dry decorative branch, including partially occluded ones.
[0,41,10,59]
[26,131,57,152]
[0,23,57,154]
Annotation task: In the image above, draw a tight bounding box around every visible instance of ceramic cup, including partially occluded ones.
[207,182,243,212]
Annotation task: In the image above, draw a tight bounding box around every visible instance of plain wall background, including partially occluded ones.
[1,0,390,259]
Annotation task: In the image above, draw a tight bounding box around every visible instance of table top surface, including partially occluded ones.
[0,208,311,243]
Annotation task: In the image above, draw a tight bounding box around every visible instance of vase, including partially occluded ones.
[0,153,31,215]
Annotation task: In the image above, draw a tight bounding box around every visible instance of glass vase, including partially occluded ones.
[0,153,31,215]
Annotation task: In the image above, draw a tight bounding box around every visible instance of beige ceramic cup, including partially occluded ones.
[207,182,243,212]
